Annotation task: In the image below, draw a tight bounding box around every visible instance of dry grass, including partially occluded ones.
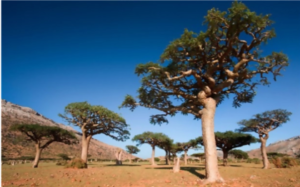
[2,161,300,187]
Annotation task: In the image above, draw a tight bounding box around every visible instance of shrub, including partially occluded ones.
[65,158,86,169]
[272,157,298,168]
[246,158,253,163]
[154,157,160,162]
[253,158,261,164]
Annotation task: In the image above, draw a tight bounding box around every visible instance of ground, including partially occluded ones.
[2,161,300,187]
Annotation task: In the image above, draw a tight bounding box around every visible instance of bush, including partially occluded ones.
[154,157,160,162]
[65,158,86,169]
[272,157,298,168]
[253,158,261,164]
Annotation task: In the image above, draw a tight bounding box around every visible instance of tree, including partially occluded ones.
[237,109,292,169]
[176,139,200,165]
[120,1,289,184]
[132,132,170,166]
[229,149,249,159]
[57,153,71,161]
[10,124,77,168]
[59,102,130,168]
[125,145,140,164]
[213,131,257,166]
[156,137,173,165]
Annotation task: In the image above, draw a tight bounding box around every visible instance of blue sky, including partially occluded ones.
[2,1,300,159]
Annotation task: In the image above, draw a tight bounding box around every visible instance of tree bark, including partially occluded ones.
[201,98,224,183]
[165,150,169,165]
[173,157,180,173]
[151,145,157,166]
[32,143,42,168]
[223,150,228,166]
[184,150,188,165]
[260,136,269,169]
[81,135,92,168]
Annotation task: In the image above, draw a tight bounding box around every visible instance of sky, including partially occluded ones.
[2,1,300,159]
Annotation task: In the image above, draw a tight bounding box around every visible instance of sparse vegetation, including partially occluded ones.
[272,157,298,168]
[64,158,86,169]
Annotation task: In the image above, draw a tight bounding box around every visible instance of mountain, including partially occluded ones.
[1,99,137,160]
[247,136,300,158]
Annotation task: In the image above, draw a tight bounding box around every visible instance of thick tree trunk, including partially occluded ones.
[173,157,180,173]
[260,137,269,169]
[223,150,228,166]
[115,151,123,165]
[184,150,188,165]
[32,144,42,168]
[201,98,224,183]
[151,145,157,166]
[81,135,92,168]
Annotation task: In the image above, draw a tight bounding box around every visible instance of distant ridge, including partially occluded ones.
[1,99,137,160]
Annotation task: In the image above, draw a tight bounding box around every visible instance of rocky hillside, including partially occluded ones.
[1,99,137,160]
[247,136,300,158]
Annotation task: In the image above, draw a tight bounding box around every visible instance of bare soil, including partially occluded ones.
[2,161,300,187]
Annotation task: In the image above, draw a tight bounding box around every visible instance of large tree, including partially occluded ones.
[59,102,130,168]
[237,109,291,169]
[199,131,257,166]
[10,124,77,168]
[120,1,289,183]
[125,145,140,164]
[176,139,200,165]
[132,132,170,166]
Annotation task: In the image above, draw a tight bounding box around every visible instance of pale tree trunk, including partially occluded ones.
[173,157,180,173]
[115,150,123,165]
[201,98,224,183]
[81,134,92,168]
[184,150,188,165]
[151,145,157,166]
[222,150,228,166]
[260,135,269,169]
[32,143,42,168]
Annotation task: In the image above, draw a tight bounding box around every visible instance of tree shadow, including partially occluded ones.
[228,164,243,167]
[145,166,206,179]
[103,164,142,167]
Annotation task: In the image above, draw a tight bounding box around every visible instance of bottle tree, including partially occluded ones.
[125,145,140,164]
[157,137,173,165]
[229,149,249,159]
[132,131,170,166]
[237,109,292,169]
[10,124,77,168]
[59,102,130,168]
[176,139,200,165]
[120,1,289,183]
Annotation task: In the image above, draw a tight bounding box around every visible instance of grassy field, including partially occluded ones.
[2,161,300,187]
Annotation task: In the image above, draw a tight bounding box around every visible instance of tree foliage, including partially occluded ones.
[10,124,77,148]
[132,131,171,147]
[229,149,249,159]
[176,138,201,152]
[57,153,70,161]
[125,145,140,155]
[120,1,289,124]
[237,109,292,136]
[59,101,130,141]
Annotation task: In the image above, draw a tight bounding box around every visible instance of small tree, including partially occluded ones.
[237,109,292,169]
[132,132,170,166]
[176,139,200,165]
[157,137,173,165]
[120,1,289,184]
[57,153,70,161]
[10,124,77,168]
[59,102,130,168]
[229,149,249,159]
[213,131,257,166]
[125,145,140,164]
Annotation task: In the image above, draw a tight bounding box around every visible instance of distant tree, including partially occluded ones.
[120,1,289,184]
[125,145,140,164]
[267,152,289,159]
[59,102,130,168]
[132,132,170,166]
[229,149,249,159]
[176,139,200,165]
[10,124,77,168]
[57,153,70,161]
[157,137,173,165]
[213,131,257,166]
[237,109,292,169]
